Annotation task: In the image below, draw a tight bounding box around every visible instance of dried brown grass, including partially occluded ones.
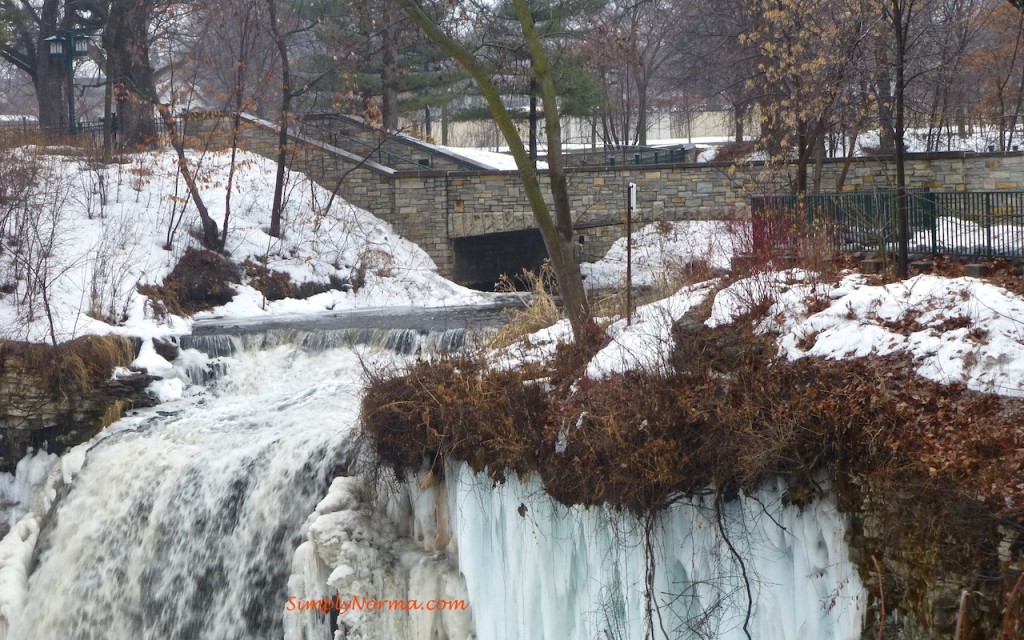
[487,266,562,350]
[0,334,135,394]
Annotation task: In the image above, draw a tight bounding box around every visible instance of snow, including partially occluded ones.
[585,281,717,378]
[581,220,740,290]
[437,145,548,171]
[538,229,1024,398]
[857,127,1021,154]
[776,274,1024,396]
[0,148,489,345]
[909,216,1024,255]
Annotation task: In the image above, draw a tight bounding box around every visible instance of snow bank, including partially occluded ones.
[581,220,739,290]
[0,148,488,344]
[585,281,717,378]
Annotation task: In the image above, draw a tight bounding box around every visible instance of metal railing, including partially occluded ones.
[0,118,169,145]
[599,146,691,166]
[751,190,1024,259]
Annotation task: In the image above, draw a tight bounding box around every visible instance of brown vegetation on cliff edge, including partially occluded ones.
[361,300,1024,638]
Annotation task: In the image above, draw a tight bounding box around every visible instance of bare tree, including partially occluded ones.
[581,0,684,146]
[395,0,592,338]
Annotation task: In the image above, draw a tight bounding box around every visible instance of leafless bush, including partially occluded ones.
[88,211,146,325]
[0,152,79,343]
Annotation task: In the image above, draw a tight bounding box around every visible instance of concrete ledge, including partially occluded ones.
[964,264,989,278]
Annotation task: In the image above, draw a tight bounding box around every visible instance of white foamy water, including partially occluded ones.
[6,343,382,640]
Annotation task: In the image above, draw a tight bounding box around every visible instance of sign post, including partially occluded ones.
[626,182,636,325]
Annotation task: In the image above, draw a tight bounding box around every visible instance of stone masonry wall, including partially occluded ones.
[183,114,1024,280]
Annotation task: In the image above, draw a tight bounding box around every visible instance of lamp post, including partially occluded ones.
[45,30,90,134]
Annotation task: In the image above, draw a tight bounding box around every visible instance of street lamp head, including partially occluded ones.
[45,36,64,57]
[73,37,89,55]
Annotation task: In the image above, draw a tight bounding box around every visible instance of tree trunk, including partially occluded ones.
[105,0,157,146]
[35,56,67,132]
[381,0,399,131]
[156,106,221,250]
[35,0,68,133]
[891,0,910,279]
[266,0,292,239]
[874,48,897,154]
[394,0,592,339]
[514,0,591,334]
[636,75,649,146]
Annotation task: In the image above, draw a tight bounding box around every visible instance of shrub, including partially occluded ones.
[139,248,240,316]
[242,258,353,301]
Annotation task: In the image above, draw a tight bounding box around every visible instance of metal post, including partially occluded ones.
[986,192,993,258]
[66,36,77,134]
[626,182,636,325]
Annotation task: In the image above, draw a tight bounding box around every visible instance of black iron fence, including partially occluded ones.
[751,191,1024,259]
[0,118,169,146]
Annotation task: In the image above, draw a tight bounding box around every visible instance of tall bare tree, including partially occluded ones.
[395,0,592,338]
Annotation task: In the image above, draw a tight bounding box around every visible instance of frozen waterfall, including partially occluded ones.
[0,324,866,640]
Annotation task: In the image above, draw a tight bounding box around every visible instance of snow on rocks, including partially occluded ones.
[500,261,1024,399]
[777,273,1024,396]
[585,280,717,378]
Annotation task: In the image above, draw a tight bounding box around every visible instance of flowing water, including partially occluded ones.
[4,314,867,640]
[6,328,458,640]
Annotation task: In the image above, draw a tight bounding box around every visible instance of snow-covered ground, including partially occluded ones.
[535,221,1024,398]
[581,220,740,289]
[510,268,1024,396]
[0,148,488,346]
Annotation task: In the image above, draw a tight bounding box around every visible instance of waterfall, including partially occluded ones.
[181,327,468,358]
[1,314,868,640]
[3,335,411,640]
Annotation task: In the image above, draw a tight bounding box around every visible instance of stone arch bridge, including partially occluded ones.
[185,112,1024,288]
